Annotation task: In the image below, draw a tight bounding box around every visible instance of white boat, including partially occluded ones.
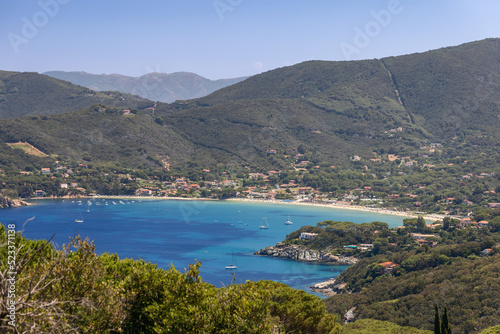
[74,213,84,223]
[259,217,269,229]
[284,215,293,225]
[225,252,237,270]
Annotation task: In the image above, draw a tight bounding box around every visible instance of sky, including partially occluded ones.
[1,0,499,80]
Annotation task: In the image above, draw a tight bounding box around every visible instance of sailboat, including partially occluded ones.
[225,252,237,270]
[259,217,269,229]
[74,213,84,223]
[284,215,293,225]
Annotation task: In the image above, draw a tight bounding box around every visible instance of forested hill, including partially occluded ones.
[151,38,500,167]
[0,71,154,119]
[0,38,499,170]
[189,38,500,143]
[44,71,248,103]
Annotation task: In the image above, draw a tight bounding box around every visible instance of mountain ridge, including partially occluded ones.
[43,70,249,103]
[0,38,499,170]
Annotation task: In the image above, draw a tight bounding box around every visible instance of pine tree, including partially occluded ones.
[434,304,441,334]
[441,306,452,334]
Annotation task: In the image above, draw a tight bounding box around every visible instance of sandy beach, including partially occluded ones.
[224,198,444,222]
[26,195,444,223]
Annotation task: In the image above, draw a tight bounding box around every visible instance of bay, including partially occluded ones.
[1,198,407,297]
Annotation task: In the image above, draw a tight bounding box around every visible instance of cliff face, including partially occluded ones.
[0,196,28,208]
[255,243,350,263]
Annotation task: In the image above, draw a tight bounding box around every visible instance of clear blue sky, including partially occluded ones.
[1,0,499,79]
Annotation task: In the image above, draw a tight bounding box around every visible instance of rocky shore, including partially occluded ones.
[254,243,358,265]
[309,278,350,296]
[0,196,29,208]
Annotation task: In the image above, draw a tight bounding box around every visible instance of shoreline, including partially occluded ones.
[224,198,443,222]
[21,195,444,222]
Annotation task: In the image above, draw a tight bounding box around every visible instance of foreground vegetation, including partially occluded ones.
[0,224,341,333]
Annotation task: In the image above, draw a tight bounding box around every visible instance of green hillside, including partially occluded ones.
[382,38,500,142]
[0,38,499,180]
[0,71,154,119]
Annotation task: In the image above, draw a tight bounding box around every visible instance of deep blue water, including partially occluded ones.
[1,198,407,297]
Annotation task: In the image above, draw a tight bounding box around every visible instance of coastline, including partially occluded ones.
[20,195,444,222]
[224,198,444,222]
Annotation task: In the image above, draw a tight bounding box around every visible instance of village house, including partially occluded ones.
[34,190,46,197]
[378,261,399,274]
[175,181,189,190]
[387,154,398,161]
[480,248,493,257]
[41,168,51,174]
[249,173,266,180]
[411,233,439,246]
[188,184,200,190]
[60,183,68,189]
[222,180,238,187]
[411,233,438,240]
[135,188,153,196]
[295,161,310,167]
[477,220,489,228]
[459,217,472,227]
[359,244,374,251]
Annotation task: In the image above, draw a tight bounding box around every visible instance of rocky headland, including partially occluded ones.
[254,243,358,265]
[0,195,29,208]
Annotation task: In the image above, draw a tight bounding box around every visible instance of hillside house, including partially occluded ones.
[34,190,46,197]
[359,244,374,251]
[378,261,398,274]
[300,232,318,241]
[41,168,51,174]
[477,220,489,228]
[480,248,493,257]
[459,217,472,227]
[135,188,153,196]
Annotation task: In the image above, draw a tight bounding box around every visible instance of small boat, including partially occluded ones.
[259,217,269,229]
[74,213,84,223]
[225,252,237,270]
[284,215,293,225]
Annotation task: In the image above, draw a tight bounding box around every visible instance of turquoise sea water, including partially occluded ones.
[1,198,407,297]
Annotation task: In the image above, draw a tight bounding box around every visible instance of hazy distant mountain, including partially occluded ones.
[43,71,249,103]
